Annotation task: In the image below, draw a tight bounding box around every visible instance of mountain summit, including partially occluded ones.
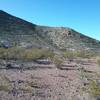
[0,10,100,51]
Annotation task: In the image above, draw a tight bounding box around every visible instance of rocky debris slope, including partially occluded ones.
[0,58,99,100]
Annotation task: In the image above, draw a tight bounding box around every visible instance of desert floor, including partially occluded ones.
[0,58,100,100]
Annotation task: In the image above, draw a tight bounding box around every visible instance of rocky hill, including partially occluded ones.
[0,10,100,52]
[0,10,100,100]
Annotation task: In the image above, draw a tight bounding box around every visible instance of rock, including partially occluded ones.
[35,59,52,65]
[6,63,20,69]
[0,40,12,48]
[95,96,100,100]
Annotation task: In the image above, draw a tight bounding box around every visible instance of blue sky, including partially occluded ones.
[0,0,100,40]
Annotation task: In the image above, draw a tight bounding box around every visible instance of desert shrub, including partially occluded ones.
[41,49,54,59]
[0,85,10,92]
[63,50,95,59]
[22,49,37,60]
[53,55,63,66]
[96,57,100,67]
[0,48,11,59]
[0,76,11,92]
[0,48,24,60]
[19,85,32,93]
[6,48,23,60]
[89,80,100,96]
[0,48,54,61]
[22,48,54,61]
[75,50,95,58]
[0,48,8,59]
[63,50,76,59]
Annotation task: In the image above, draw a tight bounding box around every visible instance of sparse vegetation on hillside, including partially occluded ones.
[75,50,95,58]
[0,10,100,54]
[63,50,95,59]
[89,80,100,96]
[52,55,63,66]
[63,50,75,59]
[0,48,54,61]
[96,57,100,67]
[0,85,10,92]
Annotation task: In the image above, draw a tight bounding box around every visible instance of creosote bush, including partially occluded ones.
[63,50,76,59]
[0,85,10,92]
[75,50,95,58]
[63,50,95,59]
[89,80,100,96]
[96,57,100,67]
[0,48,54,61]
[52,55,63,66]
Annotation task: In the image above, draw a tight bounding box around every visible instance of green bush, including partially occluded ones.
[96,57,100,67]
[89,80,100,96]
[0,85,10,92]
[63,50,95,59]
[0,48,54,61]
[63,50,76,59]
[75,50,95,58]
[53,55,63,66]
[19,85,32,93]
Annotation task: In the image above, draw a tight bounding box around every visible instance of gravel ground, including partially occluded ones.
[0,58,99,100]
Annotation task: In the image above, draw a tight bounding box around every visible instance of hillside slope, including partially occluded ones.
[0,10,100,51]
